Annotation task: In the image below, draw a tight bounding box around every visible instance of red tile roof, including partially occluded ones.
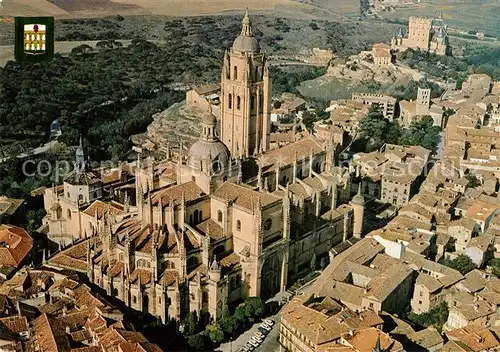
[0,225,33,267]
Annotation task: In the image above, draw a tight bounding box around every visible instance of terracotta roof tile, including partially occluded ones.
[213,182,280,212]
[197,219,224,241]
[0,225,33,267]
[151,181,205,207]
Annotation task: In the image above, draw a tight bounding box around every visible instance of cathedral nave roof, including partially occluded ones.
[151,181,206,207]
[83,200,125,220]
[258,138,324,170]
[213,182,280,212]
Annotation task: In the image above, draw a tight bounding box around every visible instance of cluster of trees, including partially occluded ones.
[398,47,500,84]
[358,109,441,152]
[185,297,266,351]
[55,17,135,41]
[270,66,327,96]
[488,258,500,279]
[405,302,449,332]
[439,254,477,275]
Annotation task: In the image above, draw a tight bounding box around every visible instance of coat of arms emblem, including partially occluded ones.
[24,24,47,55]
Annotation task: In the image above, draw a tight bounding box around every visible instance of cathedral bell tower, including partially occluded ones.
[220,10,271,157]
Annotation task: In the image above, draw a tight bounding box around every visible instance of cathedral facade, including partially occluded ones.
[43,12,363,325]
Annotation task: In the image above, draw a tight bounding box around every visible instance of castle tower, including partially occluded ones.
[220,10,270,157]
[408,17,432,51]
[350,184,365,238]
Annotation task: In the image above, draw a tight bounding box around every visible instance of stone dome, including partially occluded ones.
[351,184,365,206]
[202,112,217,125]
[232,35,260,53]
[232,10,260,53]
[188,139,230,173]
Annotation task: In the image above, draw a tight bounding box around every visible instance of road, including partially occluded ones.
[217,312,281,352]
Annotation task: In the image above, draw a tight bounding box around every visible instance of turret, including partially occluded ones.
[350,183,365,238]
[208,257,221,282]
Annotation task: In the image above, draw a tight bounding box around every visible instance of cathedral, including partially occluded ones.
[42,11,364,324]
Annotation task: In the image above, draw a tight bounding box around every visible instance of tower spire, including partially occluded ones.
[241,9,252,36]
[75,136,85,172]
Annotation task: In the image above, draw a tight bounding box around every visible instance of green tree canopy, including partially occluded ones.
[399,115,441,150]
[440,254,477,275]
[406,302,449,332]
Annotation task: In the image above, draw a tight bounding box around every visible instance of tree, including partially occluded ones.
[183,311,199,336]
[244,297,266,323]
[309,22,319,30]
[206,324,224,344]
[359,107,400,151]
[466,174,481,188]
[218,315,240,337]
[302,110,317,132]
[439,254,477,275]
[406,302,449,332]
[487,258,500,279]
[70,44,94,56]
[399,116,441,150]
[188,333,207,351]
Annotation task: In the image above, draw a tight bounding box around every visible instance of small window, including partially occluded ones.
[236,220,241,231]
[78,194,84,203]
[228,93,232,109]
[419,300,422,305]
[218,210,223,222]
[369,302,374,308]
[67,209,72,219]
[133,296,137,304]
[233,66,238,80]
[67,192,70,199]
[237,96,241,110]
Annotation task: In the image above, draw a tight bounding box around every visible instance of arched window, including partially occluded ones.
[237,96,241,110]
[67,192,70,199]
[56,207,62,219]
[192,176,196,182]
[217,210,223,222]
[228,93,232,109]
[194,210,199,224]
[250,95,255,111]
[233,66,238,80]
[198,210,203,223]
[67,209,72,219]
[78,194,84,203]
[119,253,124,261]
[165,260,175,269]
[236,220,241,231]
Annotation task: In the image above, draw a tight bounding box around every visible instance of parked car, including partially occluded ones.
[248,340,259,348]
[258,327,269,335]
[251,336,262,343]
[260,324,271,332]
[264,319,275,326]
[256,331,265,339]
